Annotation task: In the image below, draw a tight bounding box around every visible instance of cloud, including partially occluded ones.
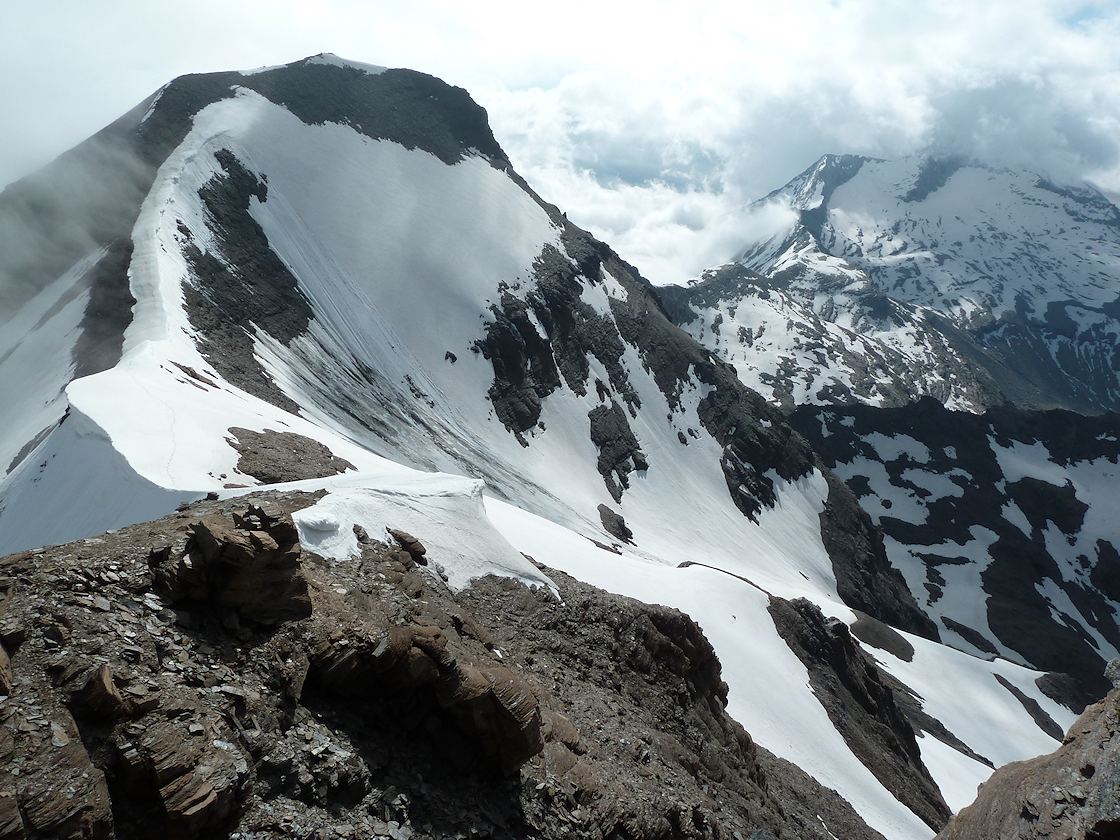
[3,1,1120,283]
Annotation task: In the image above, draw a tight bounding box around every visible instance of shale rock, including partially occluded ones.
[387,529,428,565]
[148,505,311,625]
[937,681,1120,840]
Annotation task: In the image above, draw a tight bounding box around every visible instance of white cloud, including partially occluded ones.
[3,1,1119,283]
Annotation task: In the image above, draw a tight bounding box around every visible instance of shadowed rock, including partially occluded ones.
[148,505,311,625]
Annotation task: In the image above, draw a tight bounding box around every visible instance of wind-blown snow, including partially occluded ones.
[0,248,102,477]
[280,473,554,592]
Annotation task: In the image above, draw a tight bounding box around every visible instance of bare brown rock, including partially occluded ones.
[70,664,129,721]
[121,717,248,837]
[0,644,11,696]
[0,789,25,840]
[388,528,428,565]
[8,708,113,840]
[443,664,543,772]
[149,505,311,625]
[937,683,1120,840]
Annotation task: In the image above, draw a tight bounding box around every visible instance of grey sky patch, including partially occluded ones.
[3,0,1120,284]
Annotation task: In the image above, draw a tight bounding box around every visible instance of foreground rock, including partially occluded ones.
[936,673,1120,840]
[0,491,887,839]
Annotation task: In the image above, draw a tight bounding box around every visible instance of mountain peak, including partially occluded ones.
[241,52,389,77]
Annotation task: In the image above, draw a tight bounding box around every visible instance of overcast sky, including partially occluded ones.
[3,0,1119,283]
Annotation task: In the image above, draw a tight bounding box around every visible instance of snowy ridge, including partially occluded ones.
[0,56,1097,839]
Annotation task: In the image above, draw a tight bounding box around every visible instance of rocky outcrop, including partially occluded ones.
[768,597,951,831]
[227,427,355,486]
[596,504,634,544]
[792,398,1120,706]
[818,471,940,640]
[306,617,543,773]
[148,504,312,626]
[387,528,428,565]
[588,402,648,502]
[0,490,889,840]
[937,672,1120,840]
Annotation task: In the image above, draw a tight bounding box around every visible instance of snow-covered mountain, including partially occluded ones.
[663,154,1120,413]
[0,55,1108,839]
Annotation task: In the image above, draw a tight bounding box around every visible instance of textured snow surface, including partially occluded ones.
[0,248,101,477]
[680,154,1120,413]
[280,474,553,592]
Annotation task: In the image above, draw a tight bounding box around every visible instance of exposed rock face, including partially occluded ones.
[148,504,312,626]
[227,427,355,485]
[0,491,891,840]
[306,614,543,773]
[937,678,1120,840]
[792,398,1120,707]
[818,470,940,641]
[768,597,951,830]
[596,504,634,544]
[588,401,648,502]
[387,528,428,565]
[181,150,312,412]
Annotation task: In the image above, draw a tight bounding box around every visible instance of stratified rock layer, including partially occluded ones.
[937,677,1120,840]
[0,491,887,840]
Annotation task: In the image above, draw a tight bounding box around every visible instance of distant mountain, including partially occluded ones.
[0,55,1109,839]
[662,154,1120,413]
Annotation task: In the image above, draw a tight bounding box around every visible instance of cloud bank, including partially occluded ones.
[3,0,1119,283]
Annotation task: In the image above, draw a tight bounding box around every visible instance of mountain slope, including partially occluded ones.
[665,154,1120,413]
[791,398,1120,708]
[0,55,1089,839]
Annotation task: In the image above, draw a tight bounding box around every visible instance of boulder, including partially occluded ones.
[597,504,634,544]
[149,506,311,625]
[387,529,428,565]
[70,664,129,720]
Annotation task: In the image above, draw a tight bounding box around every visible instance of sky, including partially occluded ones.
[3,0,1120,284]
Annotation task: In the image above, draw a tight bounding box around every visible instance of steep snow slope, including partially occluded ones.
[483,496,1075,818]
[666,154,1120,413]
[0,55,1091,838]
